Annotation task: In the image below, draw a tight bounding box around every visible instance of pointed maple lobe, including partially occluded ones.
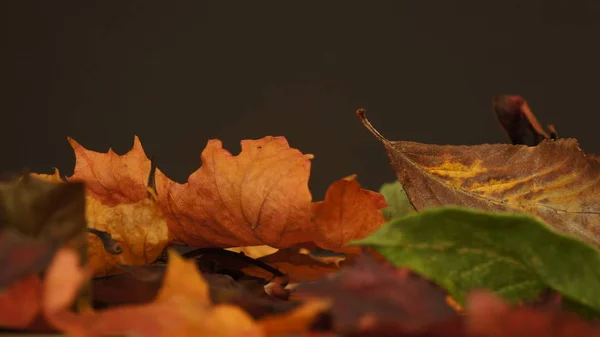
[67,136,151,206]
[155,136,314,247]
[155,250,211,304]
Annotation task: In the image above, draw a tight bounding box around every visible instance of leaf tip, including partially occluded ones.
[66,136,81,150]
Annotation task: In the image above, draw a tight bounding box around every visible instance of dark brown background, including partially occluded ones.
[2,1,599,198]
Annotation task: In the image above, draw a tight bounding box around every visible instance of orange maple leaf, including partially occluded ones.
[155,136,314,247]
[66,136,386,252]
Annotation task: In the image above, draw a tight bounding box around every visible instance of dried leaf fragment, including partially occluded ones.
[493,95,557,146]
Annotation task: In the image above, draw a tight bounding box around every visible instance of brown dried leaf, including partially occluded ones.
[357,109,600,249]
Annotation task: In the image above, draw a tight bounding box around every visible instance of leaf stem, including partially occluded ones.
[87,228,123,255]
[355,109,389,143]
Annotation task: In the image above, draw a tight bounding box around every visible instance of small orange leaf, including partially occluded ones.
[310,175,387,251]
[67,136,151,206]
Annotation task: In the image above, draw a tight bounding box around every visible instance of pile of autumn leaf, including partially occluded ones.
[2,95,600,337]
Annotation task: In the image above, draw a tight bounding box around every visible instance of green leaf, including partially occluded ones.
[378,181,415,221]
[351,206,600,316]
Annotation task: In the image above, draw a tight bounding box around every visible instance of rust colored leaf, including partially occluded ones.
[493,95,557,146]
[466,290,600,337]
[67,136,151,206]
[0,229,57,289]
[294,255,457,335]
[357,109,600,249]
[0,274,42,329]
